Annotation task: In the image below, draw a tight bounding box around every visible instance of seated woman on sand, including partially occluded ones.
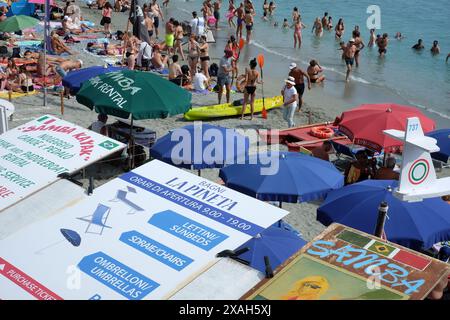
[151,44,168,71]
[50,31,73,55]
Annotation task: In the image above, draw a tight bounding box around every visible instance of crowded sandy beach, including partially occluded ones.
[0,0,449,302]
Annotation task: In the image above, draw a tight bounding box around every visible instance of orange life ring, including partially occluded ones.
[310,126,334,139]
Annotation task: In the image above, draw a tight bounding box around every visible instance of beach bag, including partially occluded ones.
[346,164,361,185]
[12,47,20,58]
[209,63,218,77]
[0,46,8,56]
[232,99,243,106]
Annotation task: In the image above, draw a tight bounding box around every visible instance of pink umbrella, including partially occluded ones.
[28,0,56,5]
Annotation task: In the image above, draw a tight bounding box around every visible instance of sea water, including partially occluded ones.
[170,0,449,124]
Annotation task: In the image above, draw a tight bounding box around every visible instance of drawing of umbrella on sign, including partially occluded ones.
[35,229,81,255]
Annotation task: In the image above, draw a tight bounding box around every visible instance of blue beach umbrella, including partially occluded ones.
[150,124,249,171]
[60,228,81,247]
[317,180,450,250]
[234,225,307,273]
[219,152,344,203]
[62,65,123,94]
[426,129,450,162]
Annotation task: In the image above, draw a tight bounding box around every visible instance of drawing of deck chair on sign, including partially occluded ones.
[109,186,144,214]
[77,204,112,235]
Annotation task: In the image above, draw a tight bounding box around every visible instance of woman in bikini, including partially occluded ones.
[241,58,261,120]
[226,35,240,84]
[174,20,185,61]
[198,35,210,79]
[292,7,300,26]
[293,19,305,48]
[307,60,325,84]
[311,17,323,37]
[335,18,344,39]
[227,0,236,28]
[188,34,199,81]
[124,32,138,70]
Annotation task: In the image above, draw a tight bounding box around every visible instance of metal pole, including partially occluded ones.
[264,256,274,278]
[43,0,50,106]
[374,201,388,238]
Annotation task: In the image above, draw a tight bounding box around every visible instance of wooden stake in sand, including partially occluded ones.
[60,91,64,115]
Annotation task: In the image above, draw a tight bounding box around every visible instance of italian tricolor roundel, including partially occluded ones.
[408,159,430,185]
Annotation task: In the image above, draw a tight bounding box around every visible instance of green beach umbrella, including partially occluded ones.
[76,69,192,120]
[0,15,40,33]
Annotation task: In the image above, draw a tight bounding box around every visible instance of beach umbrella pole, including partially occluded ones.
[43,0,50,106]
[374,201,389,238]
[264,256,274,278]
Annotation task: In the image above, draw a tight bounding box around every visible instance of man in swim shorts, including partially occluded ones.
[376,33,388,57]
[288,62,311,111]
[343,38,356,82]
[235,3,245,39]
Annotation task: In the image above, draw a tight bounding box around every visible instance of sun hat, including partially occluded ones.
[289,62,297,70]
[285,76,296,85]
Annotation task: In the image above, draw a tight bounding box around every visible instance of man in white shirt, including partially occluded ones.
[281,76,298,128]
[193,69,208,91]
[137,41,152,70]
[190,11,205,38]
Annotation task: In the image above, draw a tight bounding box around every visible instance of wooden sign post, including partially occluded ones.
[242,224,450,300]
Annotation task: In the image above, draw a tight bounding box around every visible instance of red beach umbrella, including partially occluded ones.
[337,103,435,153]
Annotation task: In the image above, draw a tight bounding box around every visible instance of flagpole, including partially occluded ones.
[43,0,49,106]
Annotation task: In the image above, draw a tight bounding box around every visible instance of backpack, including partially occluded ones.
[0,46,8,56]
[209,63,218,77]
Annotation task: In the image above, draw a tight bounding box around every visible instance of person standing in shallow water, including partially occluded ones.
[244,10,254,43]
[293,19,306,48]
[241,58,262,120]
[377,33,389,57]
[235,2,245,40]
[368,28,376,47]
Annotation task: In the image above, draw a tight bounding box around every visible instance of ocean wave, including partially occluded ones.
[250,40,371,85]
[407,101,450,120]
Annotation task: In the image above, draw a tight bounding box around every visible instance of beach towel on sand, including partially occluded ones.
[0,90,38,99]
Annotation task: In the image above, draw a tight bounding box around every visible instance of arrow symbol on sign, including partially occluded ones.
[0,264,5,271]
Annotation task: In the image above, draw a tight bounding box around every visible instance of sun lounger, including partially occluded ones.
[109,189,144,214]
[77,203,112,235]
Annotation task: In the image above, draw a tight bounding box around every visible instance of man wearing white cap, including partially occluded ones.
[281,76,298,128]
[288,62,311,112]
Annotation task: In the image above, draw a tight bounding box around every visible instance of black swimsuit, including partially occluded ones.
[245,86,256,94]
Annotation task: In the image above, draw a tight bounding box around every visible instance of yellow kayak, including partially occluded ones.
[184,96,284,121]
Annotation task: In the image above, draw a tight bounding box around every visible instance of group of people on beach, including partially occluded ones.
[2,0,448,127]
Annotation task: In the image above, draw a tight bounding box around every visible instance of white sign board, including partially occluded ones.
[0,160,288,300]
[0,115,126,211]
